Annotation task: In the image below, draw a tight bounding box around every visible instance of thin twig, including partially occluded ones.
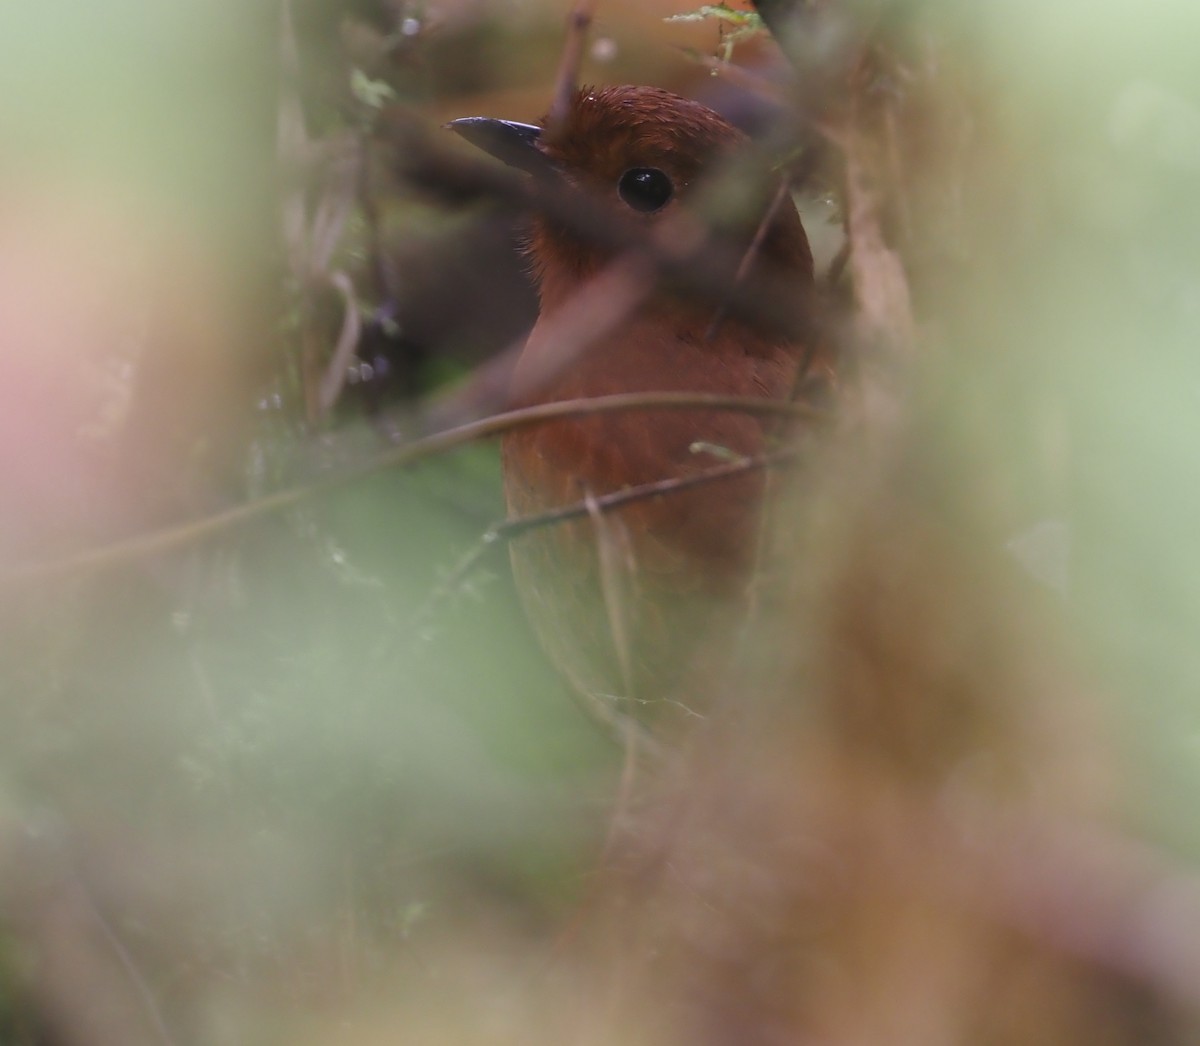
[418,340,525,432]
[315,270,364,419]
[77,878,178,1046]
[306,133,362,280]
[280,5,365,424]
[546,0,598,134]
[585,487,637,700]
[825,239,850,287]
[407,447,799,636]
[7,396,824,582]
[705,176,795,342]
[498,446,798,540]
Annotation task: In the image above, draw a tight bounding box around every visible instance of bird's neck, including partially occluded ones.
[526,224,609,314]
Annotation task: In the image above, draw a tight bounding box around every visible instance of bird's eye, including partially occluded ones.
[617,168,673,213]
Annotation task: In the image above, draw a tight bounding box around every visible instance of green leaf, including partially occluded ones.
[666,3,762,29]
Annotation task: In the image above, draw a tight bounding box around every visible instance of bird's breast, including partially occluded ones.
[502,311,799,581]
[498,308,812,718]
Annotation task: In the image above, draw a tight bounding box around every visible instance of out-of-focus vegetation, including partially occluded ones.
[2,0,1200,1043]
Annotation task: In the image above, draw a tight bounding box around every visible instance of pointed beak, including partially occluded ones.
[445,117,550,176]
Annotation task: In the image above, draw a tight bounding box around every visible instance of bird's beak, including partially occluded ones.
[445,117,550,176]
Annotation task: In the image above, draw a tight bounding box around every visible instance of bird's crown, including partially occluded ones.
[540,85,746,203]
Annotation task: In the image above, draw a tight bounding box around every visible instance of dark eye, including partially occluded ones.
[617,168,673,212]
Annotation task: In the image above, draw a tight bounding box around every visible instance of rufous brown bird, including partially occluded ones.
[449,86,831,735]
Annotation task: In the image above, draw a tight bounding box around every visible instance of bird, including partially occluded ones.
[448,85,832,735]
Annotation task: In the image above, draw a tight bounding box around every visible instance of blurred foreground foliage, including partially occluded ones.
[2,0,1200,1043]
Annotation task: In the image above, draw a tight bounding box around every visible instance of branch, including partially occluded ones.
[428,251,656,429]
[496,446,798,542]
[407,447,800,636]
[6,395,826,582]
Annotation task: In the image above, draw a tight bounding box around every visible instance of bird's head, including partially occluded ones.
[448,85,813,306]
